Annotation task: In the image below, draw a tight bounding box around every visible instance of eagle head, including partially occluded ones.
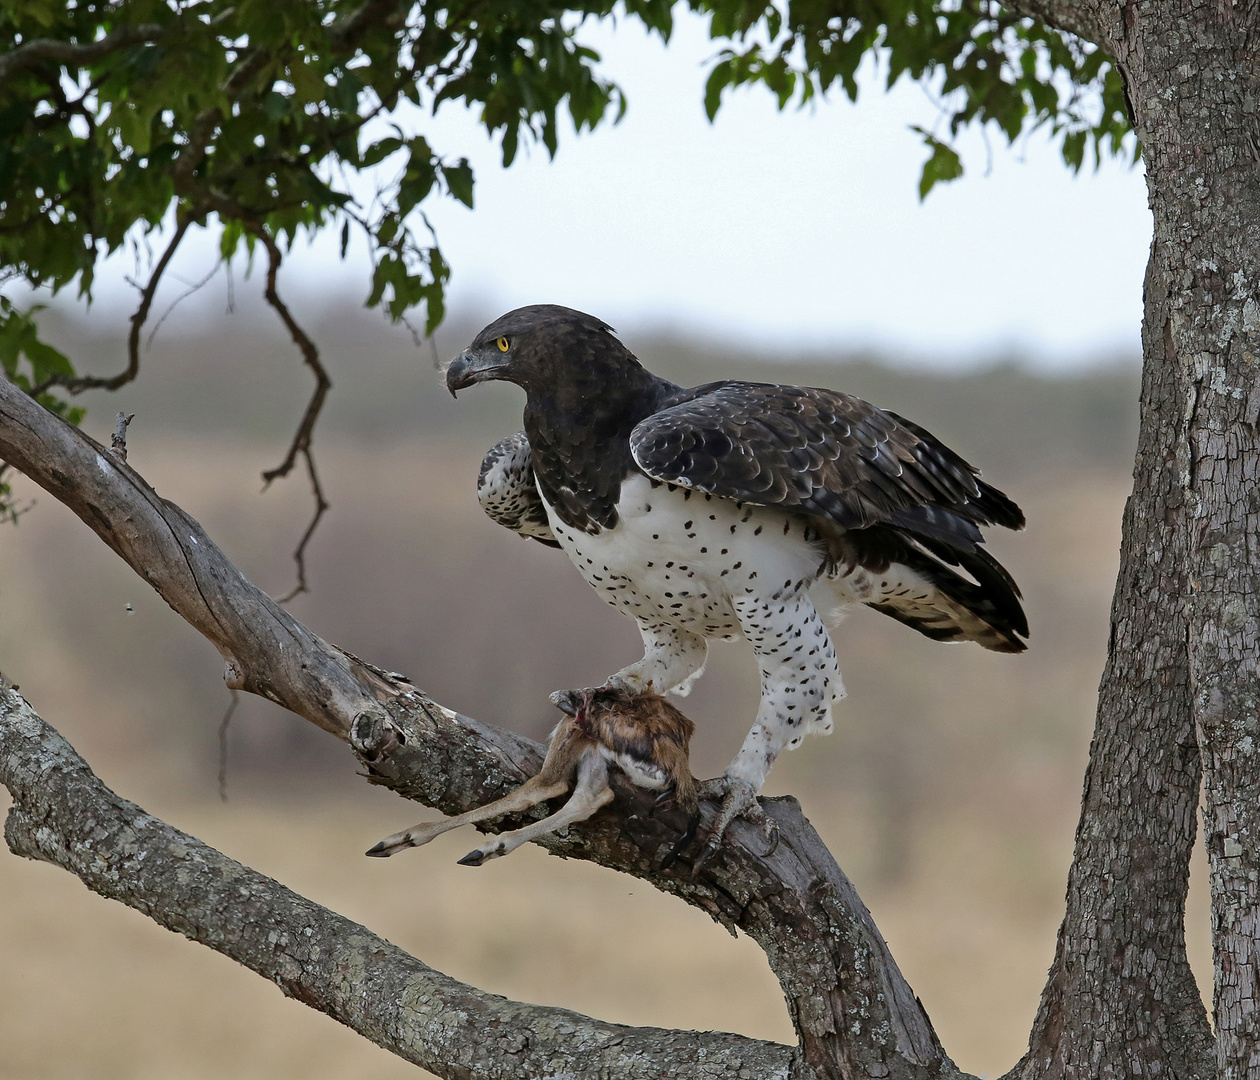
[446,304,636,398]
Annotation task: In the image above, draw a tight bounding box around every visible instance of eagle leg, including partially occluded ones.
[690,775,780,874]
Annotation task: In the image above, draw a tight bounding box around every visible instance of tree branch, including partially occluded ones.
[0,680,794,1080]
[34,212,194,398]
[0,375,969,1080]
[998,0,1110,50]
[250,226,333,600]
[0,23,167,84]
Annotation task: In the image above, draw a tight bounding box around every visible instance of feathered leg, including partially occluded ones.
[693,590,842,869]
[608,623,709,696]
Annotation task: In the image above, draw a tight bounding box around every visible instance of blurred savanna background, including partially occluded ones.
[0,6,1190,1077]
[0,297,1212,1079]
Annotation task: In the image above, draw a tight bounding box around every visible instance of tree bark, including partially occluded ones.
[0,373,965,1079]
[1129,10,1260,1073]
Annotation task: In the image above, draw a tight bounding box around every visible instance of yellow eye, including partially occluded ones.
[497,336,510,352]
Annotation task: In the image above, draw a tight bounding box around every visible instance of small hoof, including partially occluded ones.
[365,841,394,858]
[691,838,722,876]
[457,849,487,867]
[658,810,701,871]
[549,689,585,715]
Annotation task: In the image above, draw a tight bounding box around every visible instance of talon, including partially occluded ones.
[690,774,777,869]
[761,820,780,859]
[652,785,676,811]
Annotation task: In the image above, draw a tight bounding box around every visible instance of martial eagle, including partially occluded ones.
[446,305,1027,851]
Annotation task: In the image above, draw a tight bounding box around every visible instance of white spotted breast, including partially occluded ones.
[540,473,831,639]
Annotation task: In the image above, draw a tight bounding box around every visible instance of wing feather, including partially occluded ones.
[630,382,1023,546]
[476,432,559,548]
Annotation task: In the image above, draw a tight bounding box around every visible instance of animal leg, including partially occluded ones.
[366,721,587,858]
[608,623,709,697]
[457,751,614,866]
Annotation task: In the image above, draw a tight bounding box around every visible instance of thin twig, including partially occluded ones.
[218,689,239,803]
[145,263,220,348]
[251,226,333,600]
[275,447,329,604]
[34,214,194,397]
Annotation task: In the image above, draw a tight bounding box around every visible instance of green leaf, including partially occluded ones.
[912,126,964,200]
[442,160,475,209]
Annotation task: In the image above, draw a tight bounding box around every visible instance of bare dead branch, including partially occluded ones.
[34,213,194,398]
[218,688,240,803]
[0,683,794,1080]
[250,226,333,599]
[0,23,167,83]
[0,375,969,1080]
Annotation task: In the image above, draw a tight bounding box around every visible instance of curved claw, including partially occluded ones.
[689,775,779,875]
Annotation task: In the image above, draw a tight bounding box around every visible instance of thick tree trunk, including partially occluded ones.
[1123,5,1260,1072]
[1011,0,1260,1074]
[1009,247,1213,1080]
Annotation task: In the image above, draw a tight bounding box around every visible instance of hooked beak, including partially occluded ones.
[445,350,507,398]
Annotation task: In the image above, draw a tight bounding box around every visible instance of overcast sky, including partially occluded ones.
[79,9,1152,371]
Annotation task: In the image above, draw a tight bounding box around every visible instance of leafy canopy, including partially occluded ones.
[0,0,1135,515]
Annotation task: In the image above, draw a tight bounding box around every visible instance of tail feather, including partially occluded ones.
[825,524,1028,653]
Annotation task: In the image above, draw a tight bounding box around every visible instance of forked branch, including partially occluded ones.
[33,212,194,397]
[253,226,332,601]
[0,376,968,1080]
